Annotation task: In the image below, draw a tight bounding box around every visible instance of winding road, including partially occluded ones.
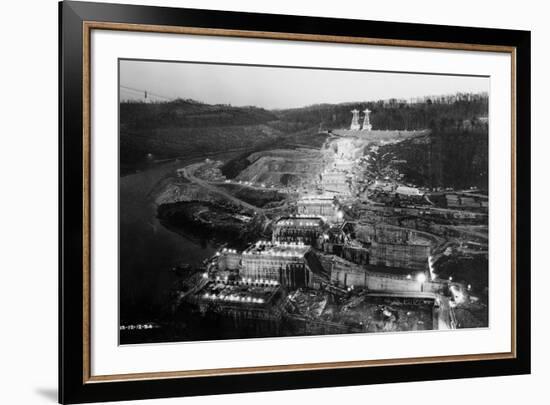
[180,163,264,213]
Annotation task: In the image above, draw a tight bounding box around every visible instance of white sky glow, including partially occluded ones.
[120,59,489,109]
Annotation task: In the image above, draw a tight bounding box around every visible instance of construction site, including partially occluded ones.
[147,107,490,342]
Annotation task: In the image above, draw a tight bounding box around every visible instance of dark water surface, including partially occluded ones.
[119,159,217,324]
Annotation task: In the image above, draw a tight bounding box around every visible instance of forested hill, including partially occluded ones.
[275,93,488,131]
[121,98,278,129]
[120,99,289,175]
[119,93,488,178]
[379,126,489,190]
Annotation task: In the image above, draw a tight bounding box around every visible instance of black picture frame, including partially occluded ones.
[59,1,531,403]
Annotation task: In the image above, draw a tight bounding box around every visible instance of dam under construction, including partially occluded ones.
[120,104,488,344]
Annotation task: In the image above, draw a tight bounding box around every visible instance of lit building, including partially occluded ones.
[241,241,311,288]
[193,280,283,324]
[272,217,324,246]
[395,186,422,197]
[217,248,241,271]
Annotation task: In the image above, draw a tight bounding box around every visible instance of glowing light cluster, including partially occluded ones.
[277,220,320,227]
[239,278,278,286]
[416,273,427,283]
[244,239,309,258]
[273,241,305,247]
[243,248,304,258]
[202,293,265,304]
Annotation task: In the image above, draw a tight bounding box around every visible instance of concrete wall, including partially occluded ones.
[369,242,430,271]
[329,257,443,293]
[241,255,309,289]
[297,201,335,217]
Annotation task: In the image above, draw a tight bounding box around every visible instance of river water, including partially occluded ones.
[119,158,217,324]
[119,150,255,326]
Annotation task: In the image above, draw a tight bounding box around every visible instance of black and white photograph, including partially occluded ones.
[119,59,490,344]
[1,0,540,403]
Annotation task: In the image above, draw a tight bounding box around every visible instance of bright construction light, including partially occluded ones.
[416,273,427,283]
[449,276,453,281]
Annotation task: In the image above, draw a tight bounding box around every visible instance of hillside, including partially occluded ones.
[120,98,278,129]
[120,99,285,174]
[378,125,489,190]
[275,93,488,131]
[120,99,328,175]
[120,94,488,186]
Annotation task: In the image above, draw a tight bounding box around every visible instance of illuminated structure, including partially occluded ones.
[272,217,323,246]
[361,108,372,131]
[296,195,336,218]
[217,248,241,271]
[395,185,422,197]
[350,109,361,130]
[241,241,311,288]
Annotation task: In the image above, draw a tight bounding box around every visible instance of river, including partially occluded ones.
[119,156,236,324]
